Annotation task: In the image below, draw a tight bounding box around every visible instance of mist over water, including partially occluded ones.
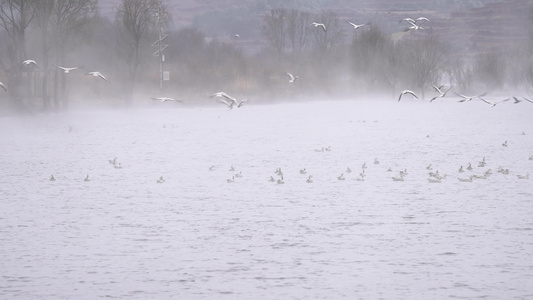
[1,99,533,299]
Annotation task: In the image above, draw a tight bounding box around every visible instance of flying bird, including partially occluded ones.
[430,85,453,102]
[86,71,107,81]
[211,92,247,109]
[21,59,39,69]
[455,92,487,102]
[397,90,418,102]
[346,21,368,30]
[404,21,423,32]
[522,97,533,104]
[57,66,81,73]
[478,97,510,107]
[152,97,182,103]
[286,72,299,83]
[311,22,326,32]
[0,82,6,92]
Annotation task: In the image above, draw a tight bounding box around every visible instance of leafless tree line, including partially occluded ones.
[1,4,533,112]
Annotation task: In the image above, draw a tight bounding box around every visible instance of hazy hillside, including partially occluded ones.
[99,0,531,57]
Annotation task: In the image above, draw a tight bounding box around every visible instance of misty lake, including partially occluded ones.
[1,99,533,299]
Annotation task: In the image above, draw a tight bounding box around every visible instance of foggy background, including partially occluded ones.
[1,0,533,112]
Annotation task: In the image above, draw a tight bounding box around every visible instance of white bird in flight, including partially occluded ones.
[211,92,247,109]
[430,85,453,102]
[346,21,368,30]
[455,92,487,102]
[397,90,418,102]
[311,22,326,32]
[57,66,81,73]
[152,97,182,103]
[478,97,510,107]
[286,72,298,83]
[86,71,107,81]
[21,59,39,69]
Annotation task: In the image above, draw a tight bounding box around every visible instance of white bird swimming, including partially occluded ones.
[392,174,404,181]
[22,59,39,69]
[0,82,6,92]
[227,176,235,183]
[398,90,418,102]
[84,174,91,182]
[427,177,441,183]
[337,173,345,181]
[517,173,529,179]
[306,175,313,183]
[311,22,326,32]
[86,71,107,81]
[430,85,453,102]
[49,174,56,181]
[458,175,474,182]
[277,175,285,184]
[152,97,182,103]
[57,66,80,73]
[299,168,307,174]
[157,176,165,183]
[286,72,299,83]
[347,21,368,30]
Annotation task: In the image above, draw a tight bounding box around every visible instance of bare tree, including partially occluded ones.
[310,11,344,53]
[351,25,393,92]
[115,0,171,104]
[0,0,35,110]
[34,0,55,110]
[50,0,97,110]
[286,9,311,54]
[399,36,449,99]
[261,8,287,58]
[473,51,506,91]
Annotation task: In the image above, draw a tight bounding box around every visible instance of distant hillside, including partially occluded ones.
[99,0,532,57]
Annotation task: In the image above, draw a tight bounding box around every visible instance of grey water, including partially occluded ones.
[1,100,533,299]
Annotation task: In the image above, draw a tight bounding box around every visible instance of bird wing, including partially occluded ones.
[478,97,492,105]
[97,73,107,81]
[523,97,533,103]
[286,72,295,80]
[404,90,418,98]
[442,85,453,95]
[432,85,443,94]
[0,82,6,91]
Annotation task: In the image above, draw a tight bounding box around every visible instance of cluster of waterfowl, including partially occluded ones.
[209,143,531,185]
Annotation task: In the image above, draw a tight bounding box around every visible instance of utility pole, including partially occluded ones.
[152,6,168,90]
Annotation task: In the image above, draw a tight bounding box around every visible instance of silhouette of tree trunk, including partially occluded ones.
[34,0,54,111]
[50,0,97,110]
[0,0,35,111]
[115,0,171,105]
[311,11,344,53]
[286,9,311,54]
[261,8,287,58]
[400,36,448,100]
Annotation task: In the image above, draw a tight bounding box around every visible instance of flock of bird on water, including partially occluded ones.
[2,16,533,109]
[47,137,532,185]
[3,16,531,185]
